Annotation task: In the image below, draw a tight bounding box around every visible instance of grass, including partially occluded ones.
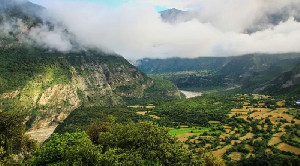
[169,127,211,137]
[292,135,300,143]
[277,143,300,155]
[228,152,242,161]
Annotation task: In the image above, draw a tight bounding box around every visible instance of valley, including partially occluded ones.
[137,53,300,95]
[1,0,300,165]
[125,94,300,165]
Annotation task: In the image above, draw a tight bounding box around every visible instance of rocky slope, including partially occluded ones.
[0,42,181,135]
[0,0,181,141]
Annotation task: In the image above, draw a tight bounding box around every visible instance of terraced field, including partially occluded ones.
[170,94,300,163]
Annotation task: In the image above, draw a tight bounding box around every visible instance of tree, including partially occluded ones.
[197,148,225,166]
[97,121,202,165]
[0,112,37,164]
[29,132,101,165]
[0,112,24,155]
[31,121,205,165]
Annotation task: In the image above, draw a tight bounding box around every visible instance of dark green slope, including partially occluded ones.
[217,54,300,92]
[0,1,180,130]
[263,63,300,95]
[137,53,300,93]
[0,37,180,129]
[137,57,231,74]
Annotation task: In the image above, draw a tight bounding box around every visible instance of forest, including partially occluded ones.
[0,111,224,165]
[1,94,299,165]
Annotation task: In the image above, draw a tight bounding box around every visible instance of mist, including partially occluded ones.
[10,0,300,60]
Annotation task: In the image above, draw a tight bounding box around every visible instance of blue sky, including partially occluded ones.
[88,0,130,7]
[31,0,168,11]
[94,0,168,11]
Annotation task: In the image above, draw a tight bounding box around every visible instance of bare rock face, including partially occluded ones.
[1,90,20,99]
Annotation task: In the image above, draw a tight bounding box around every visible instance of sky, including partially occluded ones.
[23,0,300,60]
[31,0,168,11]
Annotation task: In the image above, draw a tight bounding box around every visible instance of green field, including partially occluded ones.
[169,127,212,137]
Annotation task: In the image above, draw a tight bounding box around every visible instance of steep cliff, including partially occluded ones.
[0,39,180,136]
[0,0,181,140]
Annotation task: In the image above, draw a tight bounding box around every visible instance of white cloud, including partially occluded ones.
[0,16,72,52]
[15,0,300,60]
[28,25,73,52]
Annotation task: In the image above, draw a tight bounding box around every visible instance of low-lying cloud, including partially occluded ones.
[7,0,300,60]
[0,16,73,52]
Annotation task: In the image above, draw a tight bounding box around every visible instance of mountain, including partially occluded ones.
[0,1,180,134]
[263,63,300,95]
[216,54,300,90]
[160,8,192,23]
[137,57,231,74]
[0,0,44,23]
[136,53,300,93]
[160,7,300,33]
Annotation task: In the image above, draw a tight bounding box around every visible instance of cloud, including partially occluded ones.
[28,24,73,52]
[8,0,300,60]
[0,17,72,52]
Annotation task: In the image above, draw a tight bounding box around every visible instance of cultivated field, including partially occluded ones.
[169,94,300,162]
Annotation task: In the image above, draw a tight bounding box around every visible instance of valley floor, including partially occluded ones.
[169,94,300,163]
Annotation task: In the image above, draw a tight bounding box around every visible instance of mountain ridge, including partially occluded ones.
[136,53,300,94]
[0,1,181,137]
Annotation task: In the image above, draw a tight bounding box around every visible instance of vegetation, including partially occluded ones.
[137,53,300,95]
[165,94,300,165]
[30,121,204,165]
[1,1,300,165]
[0,112,37,165]
[0,110,226,165]
[54,106,155,133]
[137,57,231,74]
[151,96,237,126]
[0,35,180,130]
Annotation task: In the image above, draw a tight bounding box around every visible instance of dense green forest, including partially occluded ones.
[151,96,238,126]
[1,112,225,165]
[2,94,300,165]
[54,96,238,133]
[54,107,155,133]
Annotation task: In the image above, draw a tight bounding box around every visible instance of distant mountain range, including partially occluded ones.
[136,53,300,95]
[160,8,192,23]
[137,57,231,74]
[160,7,300,33]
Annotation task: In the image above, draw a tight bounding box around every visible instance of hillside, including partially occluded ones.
[0,0,180,136]
[137,53,300,94]
[217,54,300,92]
[137,57,231,74]
[263,63,300,95]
